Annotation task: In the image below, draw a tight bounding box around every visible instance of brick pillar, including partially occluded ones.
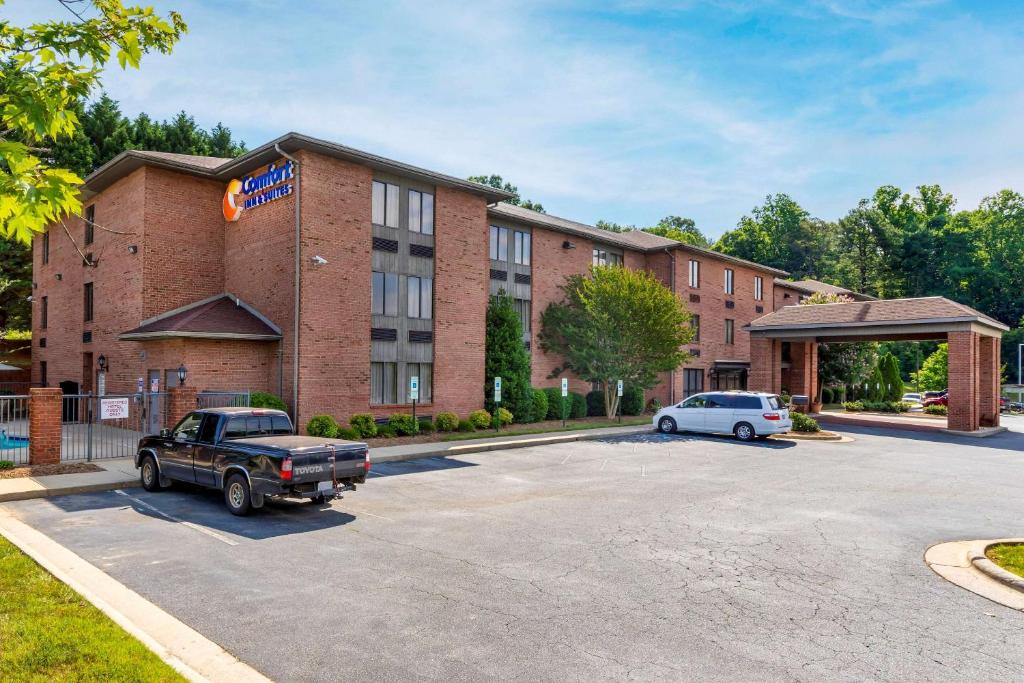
[29,388,62,465]
[167,386,198,427]
[948,331,979,431]
[749,337,781,394]
[978,334,1000,428]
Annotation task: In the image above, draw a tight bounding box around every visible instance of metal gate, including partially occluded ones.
[0,395,29,465]
[197,391,251,409]
[61,392,168,461]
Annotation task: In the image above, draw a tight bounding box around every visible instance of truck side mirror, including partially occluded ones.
[160,428,171,438]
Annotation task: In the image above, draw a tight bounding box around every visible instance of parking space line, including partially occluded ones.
[113,490,238,546]
[560,453,573,465]
[600,459,608,471]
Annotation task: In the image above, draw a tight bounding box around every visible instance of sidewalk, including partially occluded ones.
[814,410,1007,437]
[0,424,653,503]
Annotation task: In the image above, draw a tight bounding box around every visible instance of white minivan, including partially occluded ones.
[653,391,792,441]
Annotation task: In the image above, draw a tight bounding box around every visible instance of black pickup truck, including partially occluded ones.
[135,407,369,515]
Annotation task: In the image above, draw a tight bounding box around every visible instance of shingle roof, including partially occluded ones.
[749,296,1007,331]
[487,204,789,276]
[120,294,282,340]
[774,278,875,301]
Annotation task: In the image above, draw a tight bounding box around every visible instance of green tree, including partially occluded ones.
[539,265,694,417]
[0,237,31,334]
[0,0,188,244]
[800,292,877,402]
[915,344,948,392]
[833,200,884,296]
[879,352,903,401]
[484,291,533,422]
[643,215,711,247]
[594,219,634,233]
[467,174,544,213]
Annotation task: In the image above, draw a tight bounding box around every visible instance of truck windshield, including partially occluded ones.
[223,414,293,439]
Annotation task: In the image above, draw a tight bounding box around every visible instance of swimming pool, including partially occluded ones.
[0,430,28,450]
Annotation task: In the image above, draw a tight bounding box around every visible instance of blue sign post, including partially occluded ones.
[561,378,569,427]
[493,377,502,431]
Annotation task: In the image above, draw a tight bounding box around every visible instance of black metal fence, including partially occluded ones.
[0,395,29,465]
[60,393,169,462]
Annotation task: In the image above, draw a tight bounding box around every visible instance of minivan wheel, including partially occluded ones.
[734,422,756,442]
[140,455,162,492]
[658,416,677,434]
[224,473,251,516]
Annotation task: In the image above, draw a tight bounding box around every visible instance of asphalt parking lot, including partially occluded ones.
[4,423,1024,682]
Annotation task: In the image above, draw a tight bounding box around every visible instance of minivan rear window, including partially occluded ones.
[734,396,763,410]
[767,396,783,410]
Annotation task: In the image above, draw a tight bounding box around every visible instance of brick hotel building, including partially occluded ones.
[30,132,864,428]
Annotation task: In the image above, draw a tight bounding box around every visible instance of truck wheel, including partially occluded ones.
[734,422,756,442]
[224,473,251,516]
[140,455,162,492]
[310,494,326,505]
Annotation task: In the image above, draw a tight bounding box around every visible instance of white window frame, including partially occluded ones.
[490,225,509,261]
[407,276,433,319]
[372,180,400,228]
[754,276,763,301]
[688,259,700,288]
[408,189,434,234]
[514,231,531,265]
[372,271,399,316]
[724,268,734,295]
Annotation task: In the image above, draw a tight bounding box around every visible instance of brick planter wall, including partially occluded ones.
[167,386,198,427]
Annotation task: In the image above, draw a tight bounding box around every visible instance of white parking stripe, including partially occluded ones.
[113,490,239,546]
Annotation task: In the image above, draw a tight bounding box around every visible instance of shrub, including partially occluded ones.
[843,400,865,411]
[349,413,378,438]
[530,389,548,423]
[821,387,833,404]
[924,404,948,415]
[377,424,397,438]
[791,412,821,433]
[646,398,662,414]
[306,414,339,438]
[569,392,587,419]
[857,400,911,413]
[388,413,419,436]
[435,412,459,432]
[621,386,644,415]
[496,407,514,426]
[780,394,792,405]
[336,427,359,440]
[485,292,533,423]
[543,387,564,420]
[250,391,287,411]
[0,460,13,470]
[586,390,605,417]
[418,419,436,433]
[457,419,476,432]
[468,409,492,429]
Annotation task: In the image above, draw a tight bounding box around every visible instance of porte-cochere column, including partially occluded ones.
[947,331,979,432]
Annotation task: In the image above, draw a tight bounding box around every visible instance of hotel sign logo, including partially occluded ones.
[223,159,295,222]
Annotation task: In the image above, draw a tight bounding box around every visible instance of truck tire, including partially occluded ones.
[140,454,163,492]
[224,472,252,516]
[310,494,326,505]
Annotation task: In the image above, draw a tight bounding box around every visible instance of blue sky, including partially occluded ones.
[8,0,1024,237]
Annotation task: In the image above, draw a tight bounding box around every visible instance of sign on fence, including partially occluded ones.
[100,397,130,420]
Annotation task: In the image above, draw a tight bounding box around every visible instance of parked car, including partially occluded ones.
[922,395,948,407]
[923,390,947,400]
[135,407,370,515]
[901,392,923,404]
[653,391,792,441]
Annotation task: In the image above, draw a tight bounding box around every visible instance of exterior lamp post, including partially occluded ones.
[177,365,188,387]
[97,354,107,372]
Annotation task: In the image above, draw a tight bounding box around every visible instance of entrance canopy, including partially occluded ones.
[744,297,1007,432]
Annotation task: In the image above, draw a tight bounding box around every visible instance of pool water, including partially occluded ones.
[0,430,28,450]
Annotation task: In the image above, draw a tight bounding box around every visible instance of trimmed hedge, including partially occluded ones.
[349,413,378,438]
[791,412,821,433]
[821,387,833,404]
[543,387,563,420]
[621,386,644,416]
[586,390,605,417]
[569,392,587,419]
[388,413,419,436]
[435,412,459,432]
[924,404,948,415]
[377,424,397,438]
[418,419,436,433]
[530,389,548,424]
[337,427,359,440]
[468,409,492,429]
[496,407,513,426]
[306,415,339,438]
[458,419,476,432]
[843,400,910,413]
[250,391,287,411]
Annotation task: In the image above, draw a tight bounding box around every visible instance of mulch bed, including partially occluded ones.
[0,462,103,479]
[773,430,843,441]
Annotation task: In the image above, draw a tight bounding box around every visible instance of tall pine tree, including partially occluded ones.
[485,291,533,422]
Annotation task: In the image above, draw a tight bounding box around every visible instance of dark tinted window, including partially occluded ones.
[197,416,220,443]
[706,394,732,408]
[223,413,292,438]
[734,396,763,410]
[224,416,247,439]
[271,415,292,434]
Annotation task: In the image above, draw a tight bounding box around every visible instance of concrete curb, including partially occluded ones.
[924,539,1024,612]
[0,507,272,683]
[0,478,139,503]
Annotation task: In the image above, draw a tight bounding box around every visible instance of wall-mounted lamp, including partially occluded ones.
[562,241,575,250]
[127,245,138,254]
[55,273,62,280]
[177,364,188,386]
[97,354,107,371]
[311,255,328,265]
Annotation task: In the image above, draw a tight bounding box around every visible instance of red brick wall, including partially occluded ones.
[948,331,979,431]
[135,338,277,394]
[28,387,61,464]
[978,334,1000,427]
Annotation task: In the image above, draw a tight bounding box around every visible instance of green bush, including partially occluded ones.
[543,387,563,420]
[250,391,287,411]
[306,414,339,438]
[388,413,419,436]
[336,427,359,440]
[468,409,492,429]
[821,387,833,404]
[418,419,436,433]
[0,460,14,470]
[621,386,644,415]
[530,389,548,423]
[855,400,910,413]
[458,419,476,432]
[377,424,397,438]
[435,412,459,432]
[843,400,865,411]
[646,398,662,413]
[791,412,821,433]
[569,392,587,419]
[924,404,948,415]
[586,390,605,417]
[496,407,513,425]
[349,413,378,438]
[780,394,792,405]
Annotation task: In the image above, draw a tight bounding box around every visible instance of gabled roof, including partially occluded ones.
[83,133,515,203]
[748,296,1007,333]
[774,278,875,301]
[488,203,789,276]
[119,294,282,341]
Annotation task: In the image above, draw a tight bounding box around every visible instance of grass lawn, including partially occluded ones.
[0,536,184,682]
[986,543,1024,578]
[440,416,650,442]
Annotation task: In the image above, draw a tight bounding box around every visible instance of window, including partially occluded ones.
[514,231,531,265]
[489,226,508,261]
[724,268,734,295]
[725,318,734,345]
[514,298,531,332]
[39,361,47,387]
[372,180,400,227]
[688,259,700,288]
[679,395,707,409]
[172,412,203,441]
[371,271,399,316]
[371,362,398,405]
[691,314,699,342]
[41,296,47,329]
[406,362,433,403]
[197,415,220,443]
[407,276,433,319]
[593,248,624,266]
[42,231,49,265]
[83,282,94,323]
[754,276,763,301]
[408,189,434,234]
[683,368,703,398]
[84,205,95,245]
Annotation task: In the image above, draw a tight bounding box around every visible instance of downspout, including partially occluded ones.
[664,247,677,404]
[275,143,301,425]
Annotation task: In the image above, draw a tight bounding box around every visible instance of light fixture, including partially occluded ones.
[562,241,575,250]
[55,273,62,280]
[311,255,327,265]
[177,364,187,386]
[128,245,138,254]
[97,354,107,371]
